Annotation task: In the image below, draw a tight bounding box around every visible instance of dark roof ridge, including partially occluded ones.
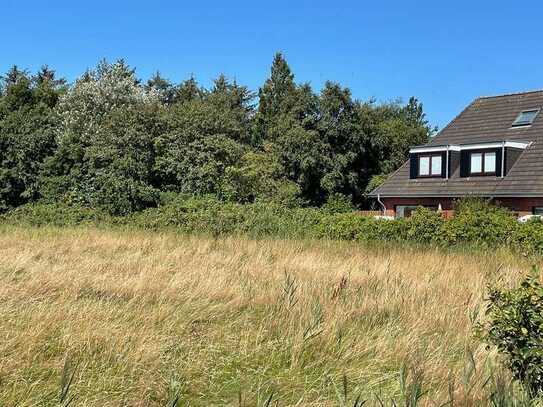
[477,89,543,100]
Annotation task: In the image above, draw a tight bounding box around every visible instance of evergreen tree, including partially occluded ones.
[175,76,204,103]
[255,53,298,141]
[146,71,176,105]
[0,66,63,210]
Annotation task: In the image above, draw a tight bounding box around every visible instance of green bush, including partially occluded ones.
[321,193,355,215]
[482,267,543,395]
[405,207,444,244]
[315,212,369,240]
[5,197,543,257]
[126,195,323,239]
[512,218,543,255]
[437,199,517,248]
[356,217,408,243]
[0,203,111,227]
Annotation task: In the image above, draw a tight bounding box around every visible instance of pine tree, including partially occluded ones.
[175,76,204,103]
[256,53,298,140]
[146,71,176,104]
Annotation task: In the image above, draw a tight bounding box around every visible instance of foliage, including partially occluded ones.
[355,217,408,243]
[0,65,64,211]
[0,202,111,227]
[437,199,517,248]
[482,267,543,395]
[40,60,161,215]
[222,150,303,207]
[0,55,433,213]
[315,212,369,240]
[7,198,543,257]
[321,193,355,214]
[364,173,389,195]
[402,207,443,243]
[512,218,543,255]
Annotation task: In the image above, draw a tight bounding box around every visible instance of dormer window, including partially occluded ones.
[512,109,539,127]
[418,154,442,177]
[469,151,496,175]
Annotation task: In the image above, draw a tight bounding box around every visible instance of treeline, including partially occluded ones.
[0,54,433,214]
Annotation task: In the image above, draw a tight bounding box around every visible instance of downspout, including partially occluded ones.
[501,141,505,178]
[445,145,449,180]
[377,193,387,216]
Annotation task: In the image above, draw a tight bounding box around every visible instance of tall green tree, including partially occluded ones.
[255,53,299,142]
[0,66,64,211]
[41,60,162,215]
[154,75,254,196]
[146,71,176,105]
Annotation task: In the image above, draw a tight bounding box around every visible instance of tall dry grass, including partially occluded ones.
[0,226,536,406]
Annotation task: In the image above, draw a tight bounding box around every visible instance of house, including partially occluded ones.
[369,90,543,218]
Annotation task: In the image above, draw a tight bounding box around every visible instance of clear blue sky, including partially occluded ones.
[2,0,541,129]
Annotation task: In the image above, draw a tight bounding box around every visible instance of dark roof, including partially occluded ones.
[370,89,543,197]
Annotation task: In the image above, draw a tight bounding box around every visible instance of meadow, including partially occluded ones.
[0,226,536,406]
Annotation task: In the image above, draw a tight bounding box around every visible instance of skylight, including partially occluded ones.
[512,109,540,127]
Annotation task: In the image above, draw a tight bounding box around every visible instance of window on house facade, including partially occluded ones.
[418,154,442,177]
[395,205,438,218]
[533,207,543,215]
[470,151,496,175]
[512,109,540,127]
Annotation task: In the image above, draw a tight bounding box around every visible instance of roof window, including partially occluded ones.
[512,109,540,127]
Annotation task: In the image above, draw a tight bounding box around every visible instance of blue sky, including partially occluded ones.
[2,0,541,129]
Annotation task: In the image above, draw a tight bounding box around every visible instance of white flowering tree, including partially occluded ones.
[41,60,162,215]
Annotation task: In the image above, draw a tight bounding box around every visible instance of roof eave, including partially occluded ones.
[368,192,543,198]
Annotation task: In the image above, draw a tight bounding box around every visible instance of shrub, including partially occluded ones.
[0,203,111,227]
[5,197,543,257]
[437,199,517,248]
[356,217,408,243]
[321,193,355,215]
[482,267,543,395]
[405,207,444,244]
[315,212,369,240]
[511,218,543,255]
[127,195,323,239]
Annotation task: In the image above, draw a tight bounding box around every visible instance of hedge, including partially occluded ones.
[2,196,543,255]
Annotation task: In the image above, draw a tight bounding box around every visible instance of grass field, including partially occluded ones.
[0,227,535,406]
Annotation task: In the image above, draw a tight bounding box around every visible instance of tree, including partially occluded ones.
[146,71,176,105]
[360,98,433,194]
[255,52,299,142]
[223,149,302,206]
[40,60,161,214]
[0,66,63,211]
[175,76,204,104]
[0,54,436,213]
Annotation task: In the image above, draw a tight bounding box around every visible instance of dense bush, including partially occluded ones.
[316,212,370,240]
[437,199,517,248]
[355,217,408,243]
[0,202,111,227]
[5,197,543,256]
[482,267,543,395]
[405,207,443,244]
[125,195,324,239]
[511,218,543,255]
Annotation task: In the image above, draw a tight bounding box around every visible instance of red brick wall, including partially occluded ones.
[381,197,454,217]
[380,197,543,217]
[494,198,543,216]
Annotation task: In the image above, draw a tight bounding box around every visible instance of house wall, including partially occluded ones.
[494,198,543,215]
[381,197,543,217]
